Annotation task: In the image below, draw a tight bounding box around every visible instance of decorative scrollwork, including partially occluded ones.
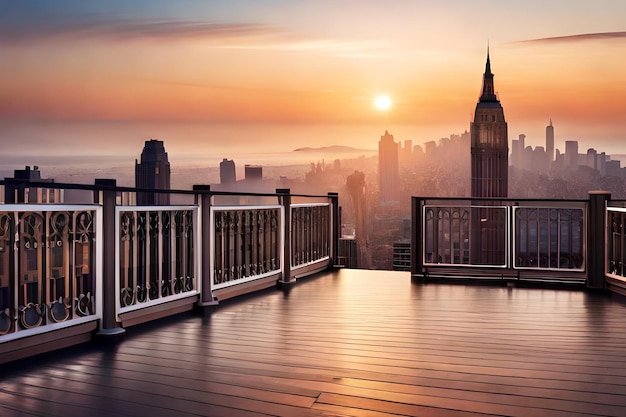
[0,308,14,335]
[75,292,93,317]
[120,287,134,307]
[19,303,44,329]
[49,298,70,323]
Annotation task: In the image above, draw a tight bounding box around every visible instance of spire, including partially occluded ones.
[479,47,498,103]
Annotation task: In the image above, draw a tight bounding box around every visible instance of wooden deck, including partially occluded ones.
[3,269,626,417]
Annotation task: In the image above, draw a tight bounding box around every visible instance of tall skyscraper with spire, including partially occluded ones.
[135,139,171,205]
[546,119,554,162]
[470,50,508,265]
[470,49,508,198]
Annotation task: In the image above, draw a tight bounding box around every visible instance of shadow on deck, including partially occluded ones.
[2,269,626,417]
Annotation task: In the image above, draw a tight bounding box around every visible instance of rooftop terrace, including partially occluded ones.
[3,269,626,417]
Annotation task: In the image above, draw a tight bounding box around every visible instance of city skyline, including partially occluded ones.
[1,1,625,163]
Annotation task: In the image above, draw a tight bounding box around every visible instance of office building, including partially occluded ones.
[220,158,236,184]
[546,119,554,162]
[135,139,171,205]
[378,130,400,204]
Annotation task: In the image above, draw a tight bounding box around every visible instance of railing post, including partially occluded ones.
[94,179,125,338]
[193,185,218,308]
[328,192,340,267]
[277,188,293,286]
[588,190,611,290]
[411,197,425,282]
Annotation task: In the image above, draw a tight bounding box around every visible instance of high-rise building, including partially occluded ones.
[244,164,263,180]
[135,139,171,205]
[564,140,579,170]
[471,50,508,198]
[546,119,554,162]
[220,158,236,184]
[4,166,61,203]
[378,130,400,204]
[470,49,508,265]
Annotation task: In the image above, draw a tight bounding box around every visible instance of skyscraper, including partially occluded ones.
[470,50,508,265]
[135,139,171,205]
[220,158,236,184]
[471,49,508,198]
[546,119,554,163]
[378,130,400,204]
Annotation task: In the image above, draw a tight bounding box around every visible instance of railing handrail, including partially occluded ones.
[0,178,333,200]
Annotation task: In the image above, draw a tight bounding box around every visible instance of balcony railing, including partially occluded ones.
[413,197,591,283]
[0,179,339,363]
[0,205,101,340]
[117,206,199,314]
[211,205,281,290]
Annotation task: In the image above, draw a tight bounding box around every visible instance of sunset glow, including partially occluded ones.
[374,95,392,112]
[1,1,625,160]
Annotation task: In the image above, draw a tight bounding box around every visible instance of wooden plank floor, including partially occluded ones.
[3,269,626,416]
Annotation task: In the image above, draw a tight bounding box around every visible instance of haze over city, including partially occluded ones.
[1,0,625,168]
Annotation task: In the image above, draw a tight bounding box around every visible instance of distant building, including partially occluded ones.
[378,130,400,204]
[470,50,508,198]
[392,219,412,271]
[4,165,61,203]
[546,119,554,162]
[338,238,358,268]
[510,134,525,169]
[135,139,170,205]
[244,164,263,180]
[587,148,598,170]
[220,158,236,184]
[564,140,579,171]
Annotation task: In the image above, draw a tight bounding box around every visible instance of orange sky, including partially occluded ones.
[1,1,625,160]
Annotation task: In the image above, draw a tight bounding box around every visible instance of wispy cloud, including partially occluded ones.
[0,17,281,43]
[515,31,626,44]
[0,13,387,58]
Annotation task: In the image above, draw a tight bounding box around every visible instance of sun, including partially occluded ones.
[374,95,392,111]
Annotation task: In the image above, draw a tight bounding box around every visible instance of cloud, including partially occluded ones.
[515,31,626,44]
[0,14,281,44]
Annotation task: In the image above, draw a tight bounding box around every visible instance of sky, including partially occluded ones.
[1,1,626,166]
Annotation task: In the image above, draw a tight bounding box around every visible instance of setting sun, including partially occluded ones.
[374,95,392,111]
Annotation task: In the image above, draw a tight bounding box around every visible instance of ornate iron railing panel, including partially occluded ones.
[423,205,476,266]
[0,208,97,337]
[421,201,585,272]
[607,207,626,279]
[513,207,585,270]
[212,206,281,289]
[117,207,197,312]
[291,204,330,268]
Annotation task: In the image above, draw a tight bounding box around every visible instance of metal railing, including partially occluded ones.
[0,179,339,358]
[414,197,588,282]
[291,203,331,269]
[116,206,199,314]
[0,205,101,340]
[211,206,282,290]
[607,206,626,280]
